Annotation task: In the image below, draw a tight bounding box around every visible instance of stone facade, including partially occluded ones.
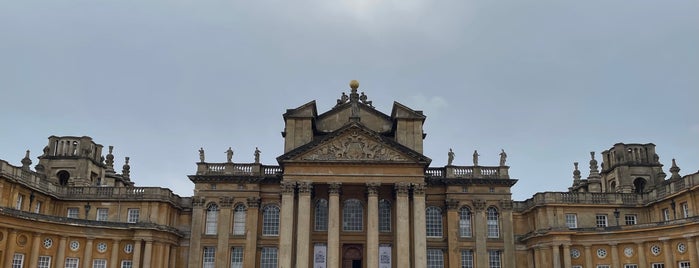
[1,81,697,268]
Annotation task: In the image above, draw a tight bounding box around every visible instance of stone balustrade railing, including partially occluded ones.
[514,173,699,212]
[426,165,510,179]
[196,162,282,177]
[0,160,184,207]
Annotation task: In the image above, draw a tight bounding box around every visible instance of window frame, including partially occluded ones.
[202,247,215,268]
[487,207,500,238]
[205,203,220,235]
[342,199,363,232]
[426,206,443,238]
[127,208,140,223]
[315,199,328,232]
[233,204,247,236]
[596,214,608,227]
[461,249,473,268]
[459,207,472,237]
[230,247,244,268]
[96,208,109,221]
[262,205,280,236]
[260,247,278,268]
[426,248,444,268]
[625,214,637,225]
[565,213,578,228]
[67,207,80,219]
[12,253,24,268]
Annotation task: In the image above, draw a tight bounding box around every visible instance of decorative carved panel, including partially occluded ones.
[301,130,408,161]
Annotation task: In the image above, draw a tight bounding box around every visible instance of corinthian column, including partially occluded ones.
[395,182,411,268]
[295,181,313,268]
[244,196,260,268]
[328,183,342,268]
[412,183,427,268]
[366,182,380,268]
[278,181,297,268]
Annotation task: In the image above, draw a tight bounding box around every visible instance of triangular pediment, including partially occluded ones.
[277,123,431,165]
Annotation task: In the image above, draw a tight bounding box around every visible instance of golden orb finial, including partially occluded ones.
[349,80,359,90]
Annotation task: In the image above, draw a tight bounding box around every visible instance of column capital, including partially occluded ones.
[192,196,206,207]
[280,181,297,194]
[247,196,261,208]
[329,182,342,195]
[298,181,313,195]
[395,182,410,196]
[473,199,486,211]
[499,199,513,210]
[219,196,234,207]
[366,182,381,196]
[445,199,460,210]
[412,183,425,196]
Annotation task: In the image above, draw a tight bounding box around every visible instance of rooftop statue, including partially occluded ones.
[499,149,507,166]
[447,148,455,166]
[473,150,479,166]
[254,147,261,164]
[199,147,205,162]
[226,147,234,163]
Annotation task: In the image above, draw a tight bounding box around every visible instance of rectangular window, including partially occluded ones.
[488,250,501,268]
[565,214,577,228]
[127,209,139,223]
[65,258,80,268]
[625,265,639,268]
[597,266,611,268]
[35,201,42,213]
[96,208,109,221]
[572,266,583,268]
[15,195,23,210]
[663,208,670,221]
[426,249,444,268]
[12,253,24,268]
[596,215,608,227]
[38,256,51,268]
[67,207,80,219]
[120,260,133,268]
[461,249,473,268]
[652,263,665,268]
[682,202,690,218]
[679,261,690,268]
[92,259,107,268]
[260,247,278,268]
[625,215,637,225]
[202,247,215,268]
[230,247,243,268]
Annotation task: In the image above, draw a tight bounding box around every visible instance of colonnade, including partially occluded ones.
[278,180,428,268]
[1,228,176,268]
[531,236,699,268]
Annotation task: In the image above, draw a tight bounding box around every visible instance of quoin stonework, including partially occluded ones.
[1,81,698,268]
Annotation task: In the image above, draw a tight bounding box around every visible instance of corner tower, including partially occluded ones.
[600,143,666,193]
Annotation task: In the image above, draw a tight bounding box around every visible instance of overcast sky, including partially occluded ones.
[1,0,697,200]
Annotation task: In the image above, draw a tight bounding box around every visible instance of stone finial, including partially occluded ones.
[670,158,681,180]
[588,151,600,180]
[573,162,581,182]
[21,150,32,170]
[349,80,359,91]
[105,146,115,170]
[122,157,130,179]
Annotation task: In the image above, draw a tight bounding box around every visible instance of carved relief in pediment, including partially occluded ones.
[301,130,407,161]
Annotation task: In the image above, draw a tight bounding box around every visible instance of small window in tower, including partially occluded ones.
[57,170,70,186]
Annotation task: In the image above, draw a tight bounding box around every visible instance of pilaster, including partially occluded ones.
[133,240,143,268]
[584,245,592,268]
[188,197,205,268]
[82,238,94,268]
[216,197,233,268]
[29,233,41,268]
[445,199,460,267]
[244,196,260,268]
[610,243,619,268]
[56,236,67,268]
[328,182,342,268]
[562,244,572,268]
[500,199,515,268]
[110,239,121,268]
[637,242,647,268]
[690,236,699,267]
[662,239,673,267]
[412,183,427,268]
[552,244,561,268]
[474,199,487,268]
[366,182,380,268]
[3,230,17,268]
[295,181,313,268]
[395,182,411,268]
[279,180,297,268]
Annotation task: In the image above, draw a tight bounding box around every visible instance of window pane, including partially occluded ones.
[231,247,244,268]
[205,203,219,235]
[65,258,80,268]
[261,247,278,268]
[426,249,444,268]
[315,199,328,231]
[127,209,139,223]
[487,208,500,238]
[120,260,133,268]
[489,250,501,268]
[38,256,51,268]
[343,199,363,232]
[461,250,473,268]
[379,199,391,232]
[426,206,443,237]
[460,207,472,237]
[263,205,280,236]
[203,247,215,268]
[92,259,107,268]
[12,253,24,268]
[233,205,247,235]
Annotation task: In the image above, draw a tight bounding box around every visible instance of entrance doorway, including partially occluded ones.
[342,244,363,268]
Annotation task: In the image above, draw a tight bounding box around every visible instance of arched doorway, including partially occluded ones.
[343,244,363,268]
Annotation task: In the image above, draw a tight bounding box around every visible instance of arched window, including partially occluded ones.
[379,199,391,232]
[343,199,363,231]
[634,178,647,194]
[487,207,499,238]
[315,199,328,231]
[205,203,219,235]
[233,204,246,235]
[57,170,70,186]
[426,206,443,238]
[609,181,617,192]
[459,207,472,237]
[262,205,280,236]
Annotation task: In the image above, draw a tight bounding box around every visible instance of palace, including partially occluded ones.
[1,81,698,268]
